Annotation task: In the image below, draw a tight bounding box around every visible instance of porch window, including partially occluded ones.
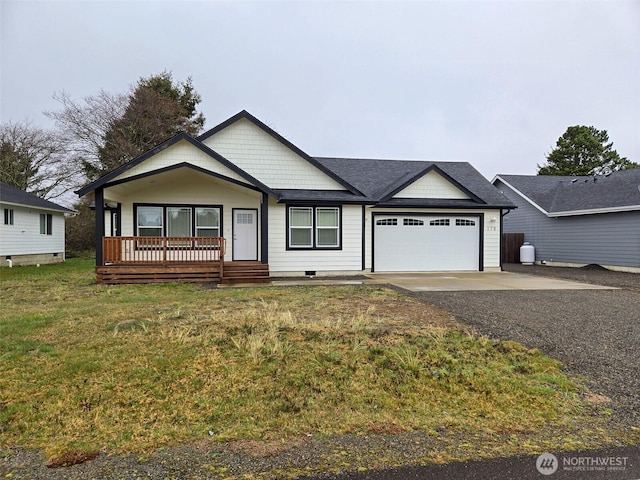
[167,207,191,236]
[196,208,220,237]
[287,206,341,249]
[135,205,221,238]
[137,206,163,236]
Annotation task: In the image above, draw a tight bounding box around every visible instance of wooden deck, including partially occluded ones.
[97,236,269,284]
[96,261,270,285]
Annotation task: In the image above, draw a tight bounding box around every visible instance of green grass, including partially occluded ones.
[0,259,635,467]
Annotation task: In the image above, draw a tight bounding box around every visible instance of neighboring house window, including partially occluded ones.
[287,206,341,249]
[455,219,475,226]
[3,208,14,225]
[429,219,450,226]
[39,214,52,235]
[135,205,221,237]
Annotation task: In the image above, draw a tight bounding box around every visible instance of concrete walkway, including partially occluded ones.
[269,271,614,292]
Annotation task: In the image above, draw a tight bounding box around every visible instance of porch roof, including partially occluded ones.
[75,132,277,199]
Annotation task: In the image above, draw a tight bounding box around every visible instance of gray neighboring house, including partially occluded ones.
[0,181,74,267]
[492,169,640,272]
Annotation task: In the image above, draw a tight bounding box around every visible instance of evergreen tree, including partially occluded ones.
[538,126,637,176]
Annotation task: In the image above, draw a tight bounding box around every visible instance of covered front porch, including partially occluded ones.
[97,236,269,284]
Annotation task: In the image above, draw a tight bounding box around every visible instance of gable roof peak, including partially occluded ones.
[198,111,365,196]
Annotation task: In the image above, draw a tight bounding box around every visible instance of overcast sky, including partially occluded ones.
[2,0,639,181]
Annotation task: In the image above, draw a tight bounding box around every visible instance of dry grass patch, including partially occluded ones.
[0,259,617,466]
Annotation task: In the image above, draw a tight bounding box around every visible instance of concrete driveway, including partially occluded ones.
[270,271,615,291]
[364,271,615,291]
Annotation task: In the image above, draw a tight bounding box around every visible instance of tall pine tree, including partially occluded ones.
[538,126,637,176]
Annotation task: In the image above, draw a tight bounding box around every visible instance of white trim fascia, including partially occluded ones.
[549,204,640,217]
[492,176,550,216]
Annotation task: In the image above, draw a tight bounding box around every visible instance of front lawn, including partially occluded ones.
[0,260,632,474]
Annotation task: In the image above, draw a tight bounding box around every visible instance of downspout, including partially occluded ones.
[500,208,512,271]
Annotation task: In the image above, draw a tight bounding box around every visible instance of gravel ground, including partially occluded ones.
[419,263,640,425]
[2,264,638,479]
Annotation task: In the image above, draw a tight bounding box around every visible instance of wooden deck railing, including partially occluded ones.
[103,236,226,265]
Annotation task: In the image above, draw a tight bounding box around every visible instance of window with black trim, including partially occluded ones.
[135,205,221,238]
[288,206,341,249]
[3,208,14,225]
[39,213,52,235]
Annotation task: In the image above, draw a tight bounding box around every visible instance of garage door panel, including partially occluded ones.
[374,215,479,272]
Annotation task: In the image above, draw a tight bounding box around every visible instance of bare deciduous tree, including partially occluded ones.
[44,89,128,181]
[0,120,75,200]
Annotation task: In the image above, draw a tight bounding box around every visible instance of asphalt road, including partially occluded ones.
[317,445,640,480]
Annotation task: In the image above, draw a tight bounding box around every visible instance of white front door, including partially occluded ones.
[232,209,258,261]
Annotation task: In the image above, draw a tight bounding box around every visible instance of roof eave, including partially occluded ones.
[549,205,640,217]
[492,175,550,216]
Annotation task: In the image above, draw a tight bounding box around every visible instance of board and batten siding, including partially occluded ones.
[364,208,502,272]
[495,179,640,268]
[393,170,471,199]
[267,201,363,273]
[202,118,345,190]
[0,205,65,256]
[112,140,248,185]
[114,174,261,261]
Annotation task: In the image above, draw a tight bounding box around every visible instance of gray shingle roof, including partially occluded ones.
[315,157,515,208]
[0,182,73,212]
[495,169,640,214]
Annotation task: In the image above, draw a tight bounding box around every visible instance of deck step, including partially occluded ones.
[221,262,270,284]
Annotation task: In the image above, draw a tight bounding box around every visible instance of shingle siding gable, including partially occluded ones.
[201,118,346,191]
[392,169,471,199]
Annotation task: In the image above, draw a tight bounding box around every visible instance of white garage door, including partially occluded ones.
[374,215,480,272]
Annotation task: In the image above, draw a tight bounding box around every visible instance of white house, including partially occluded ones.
[76,110,515,284]
[0,182,73,267]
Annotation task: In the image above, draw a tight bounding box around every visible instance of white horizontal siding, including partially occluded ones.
[113,140,248,185]
[364,207,501,271]
[116,175,261,261]
[203,118,345,190]
[393,170,470,199]
[0,205,65,256]
[268,201,362,273]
